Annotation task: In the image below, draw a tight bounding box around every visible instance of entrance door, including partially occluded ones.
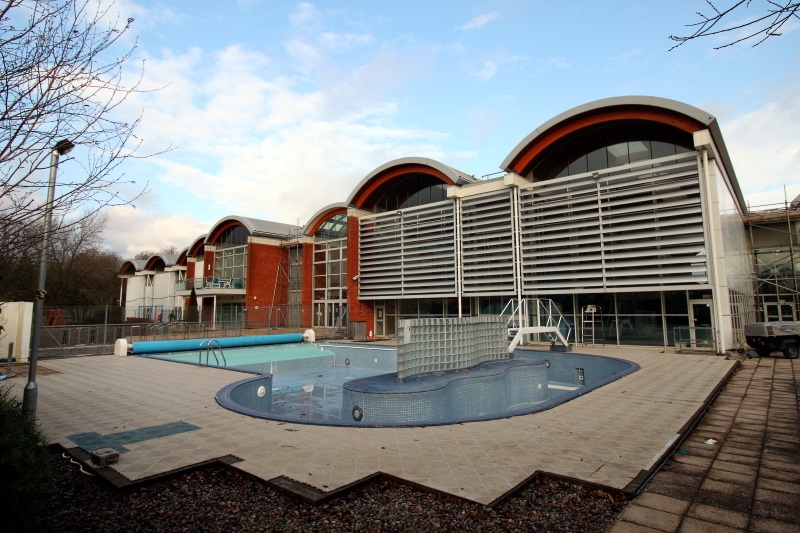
[375,302,385,337]
[765,303,796,322]
[689,300,713,348]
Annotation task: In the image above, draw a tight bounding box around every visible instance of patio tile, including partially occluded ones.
[686,502,749,529]
[7,348,740,507]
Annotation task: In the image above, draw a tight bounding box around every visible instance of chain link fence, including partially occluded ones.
[33,304,349,358]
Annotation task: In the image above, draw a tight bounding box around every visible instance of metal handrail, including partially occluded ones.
[199,339,227,367]
[499,298,573,344]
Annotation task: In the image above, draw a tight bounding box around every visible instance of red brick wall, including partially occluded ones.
[184,260,196,316]
[301,242,314,326]
[245,241,286,324]
[347,214,374,333]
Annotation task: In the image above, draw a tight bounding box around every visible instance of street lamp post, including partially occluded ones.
[22,139,75,422]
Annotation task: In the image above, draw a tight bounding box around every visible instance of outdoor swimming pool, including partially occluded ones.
[143,342,638,427]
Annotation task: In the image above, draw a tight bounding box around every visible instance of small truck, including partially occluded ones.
[744,321,800,359]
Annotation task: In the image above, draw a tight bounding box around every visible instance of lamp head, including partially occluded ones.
[53,139,75,155]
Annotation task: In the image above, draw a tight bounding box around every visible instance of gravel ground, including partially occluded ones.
[43,450,625,532]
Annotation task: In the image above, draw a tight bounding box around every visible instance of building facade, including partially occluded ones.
[121,96,768,353]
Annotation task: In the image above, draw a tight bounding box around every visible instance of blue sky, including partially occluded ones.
[93,1,800,256]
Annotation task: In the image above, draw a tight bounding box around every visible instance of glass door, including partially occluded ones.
[689,300,713,348]
[375,302,385,337]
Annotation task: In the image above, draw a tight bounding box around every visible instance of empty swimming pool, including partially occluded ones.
[144,342,639,427]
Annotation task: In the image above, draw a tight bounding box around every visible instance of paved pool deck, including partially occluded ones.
[5,344,744,507]
[608,353,799,532]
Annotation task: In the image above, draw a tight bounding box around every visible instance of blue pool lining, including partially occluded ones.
[214,350,641,428]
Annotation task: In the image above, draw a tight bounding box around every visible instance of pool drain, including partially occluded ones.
[352,405,363,421]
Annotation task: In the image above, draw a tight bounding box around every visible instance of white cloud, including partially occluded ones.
[290,2,322,29]
[460,12,498,31]
[466,54,521,81]
[612,49,642,62]
[319,32,375,50]
[108,36,451,253]
[475,60,498,81]
[103,205,211,257]
[718,88,800,208]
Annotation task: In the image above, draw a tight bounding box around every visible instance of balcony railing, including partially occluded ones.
[177,277,246,291]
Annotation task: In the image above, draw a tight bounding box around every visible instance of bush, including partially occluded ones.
[0,386,52,532]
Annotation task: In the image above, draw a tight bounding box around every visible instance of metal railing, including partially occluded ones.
[500,298,573,344]
[34,319,303,358]
[673,326,716,352]
[177,277,246,291]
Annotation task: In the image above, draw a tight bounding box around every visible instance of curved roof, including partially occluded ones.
[206,215,303,244]
[303,203,349,236]
[176,247,189,266]
[144,253,179,271]
[500,95,744,209]
[118,259,147,276]
[346,157,477,208]
[187,234,208,257]
[502,96,717,173]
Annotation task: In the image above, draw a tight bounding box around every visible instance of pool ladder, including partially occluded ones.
[199,339,227,367]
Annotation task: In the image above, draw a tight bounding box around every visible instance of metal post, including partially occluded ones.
[23,139,74,421]
[103,304,108,351]
[5,343,15,378]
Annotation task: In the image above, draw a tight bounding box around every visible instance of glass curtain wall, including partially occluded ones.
[213,225,249,288]
[313,214,348,330]
[474,291,695,347]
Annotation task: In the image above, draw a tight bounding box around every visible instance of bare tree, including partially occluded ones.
[132,245,178,260]
[0,0,166,260]
[133,249,155,260]
[670,1,800,49]
[47,211,121,306]
[0,210,121,305]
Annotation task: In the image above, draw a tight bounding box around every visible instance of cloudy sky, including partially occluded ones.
[76,0,799,257]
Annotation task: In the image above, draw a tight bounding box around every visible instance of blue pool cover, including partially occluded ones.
[130,333,305,354]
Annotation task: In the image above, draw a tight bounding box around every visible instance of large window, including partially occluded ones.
[529,121,694,181]
[372,174,447,213]
[214,245,247,288]
[313,214,349,328]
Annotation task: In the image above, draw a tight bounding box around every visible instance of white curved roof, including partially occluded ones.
[501,96,716,171]
[345,157,476,205]
[206,215,303,242]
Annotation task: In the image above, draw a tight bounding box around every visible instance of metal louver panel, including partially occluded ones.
[460,190,515,295]
[359,201,456,299]
[519,153,707,292]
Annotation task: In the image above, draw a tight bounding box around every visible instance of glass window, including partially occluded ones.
[213,244,247,286]
[664,291,688,314]
[315,213,348,240]
[530,121,694,181]
[216,225,250,248]
[371,174,448,213]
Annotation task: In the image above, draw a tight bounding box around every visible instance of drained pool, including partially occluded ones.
[143,342,638,427]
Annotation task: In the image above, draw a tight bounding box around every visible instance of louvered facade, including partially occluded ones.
[460,190,516,295]
[519,153,707,293]
[122,96,755,353]
[346,97,754,352]
[359,201,456,298]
